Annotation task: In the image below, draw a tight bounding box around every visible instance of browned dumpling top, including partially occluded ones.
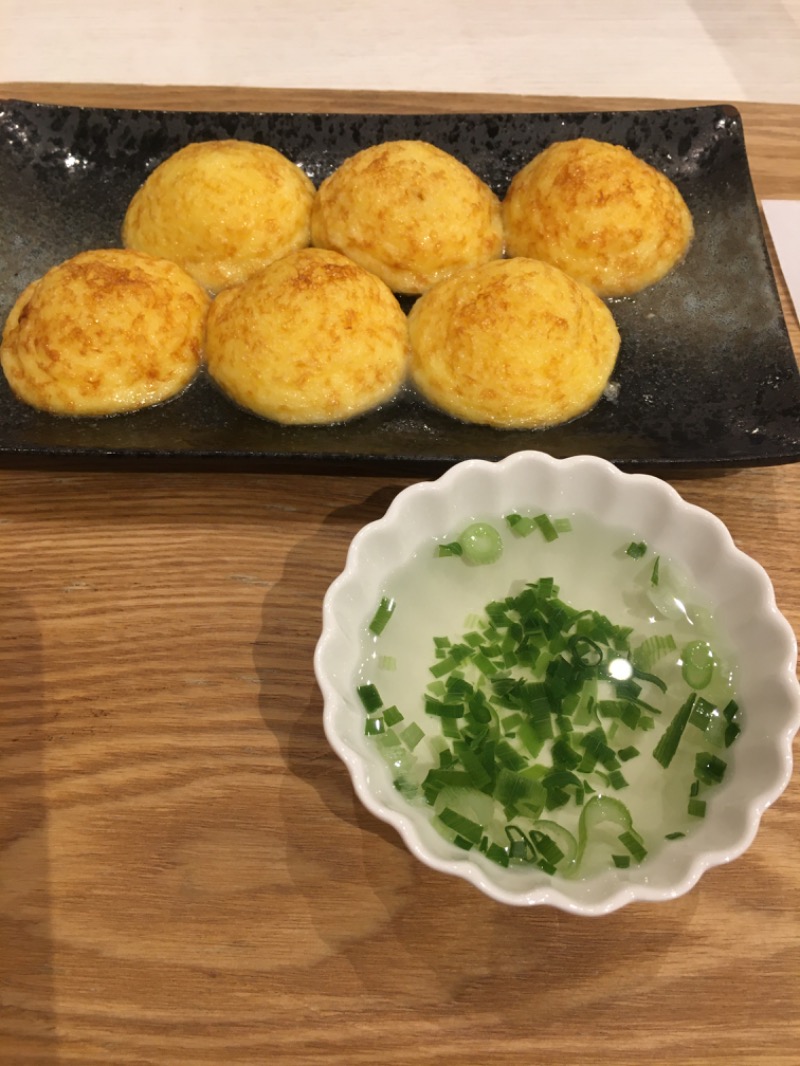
[1,248,209,416]
[311,139,504,295]
[502,137,694,297]
[123,139,315,294]
[205,248,410,425]
[408,256,620,429]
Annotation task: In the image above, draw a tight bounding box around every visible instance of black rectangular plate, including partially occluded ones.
[1,99,799,473]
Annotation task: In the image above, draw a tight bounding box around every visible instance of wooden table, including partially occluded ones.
[1,86,798,1066]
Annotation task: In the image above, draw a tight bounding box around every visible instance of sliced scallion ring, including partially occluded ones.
[458,522,503,566]
[575,794,636,867]
[681,640,716,690]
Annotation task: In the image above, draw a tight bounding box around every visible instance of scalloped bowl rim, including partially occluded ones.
[314,451,800,914]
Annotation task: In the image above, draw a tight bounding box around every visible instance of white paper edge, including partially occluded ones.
[762,199,800,323]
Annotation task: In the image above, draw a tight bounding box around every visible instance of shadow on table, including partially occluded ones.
[0,586,58,1063]
[252,485,709,1021]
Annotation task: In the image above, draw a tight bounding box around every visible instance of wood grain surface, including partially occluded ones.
[0,86,798,1066]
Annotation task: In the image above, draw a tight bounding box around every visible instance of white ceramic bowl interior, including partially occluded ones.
[314,451,800,915]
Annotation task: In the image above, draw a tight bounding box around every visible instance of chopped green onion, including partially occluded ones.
[612,676,642,700]
[567,634,604,668]
[553,518,573,534]
[438,807,483,845]
[689,695,718,732]
[725,722,741,747]
[534,576,556,597]
[496,768,546,812]
[612,854,631,868]
[580,729,620,770]
[428,645,471,678]
[530,820,578,866]
[688,798,707,818]
[665,831,686,840]
[364,717,385,736]
[496,739,528,772]
[368,596,396,635]
[429,656,458,679]
[653,693,696,768]
[455,743,494,791]
[723,699,740,722]
[596,699,640,731]
[400,722,425,750]
[695,751,727,786]
[609,769,630,789]
[357,683,383,714]
[618,745,640,762]
[551,737,582,771]
[650,556,661,586]
[630,667,668,695]
[529,830,565,867]
[625,541,647,559]
[393,775,418,799]
[485,841,510,866]
[505,825,531,860]
[534,514,559,542]
[382,705,404,728]
[376,729,400,750]
[424,696,464,718]
[423,769,472,802]
[517,720,545,759]
[378,655,397,671]
[446,675,474,698]
[618,830,647,863]
[436,541,463,557]
[505,513,536,537]
[471,651,498,678]
[632,633,677,672]
[502,712,524,734]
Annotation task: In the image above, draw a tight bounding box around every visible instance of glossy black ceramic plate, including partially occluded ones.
[1,99,799,472]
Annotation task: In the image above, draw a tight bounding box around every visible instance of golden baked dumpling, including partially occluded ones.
[311,140,504,294]
[0,249,209,416]
[122,139,315,293]
[205,248,410,425]
[408,257,620,429]
[502,138,694,297]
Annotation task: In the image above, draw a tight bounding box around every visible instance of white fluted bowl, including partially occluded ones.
[314,451,799,914]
